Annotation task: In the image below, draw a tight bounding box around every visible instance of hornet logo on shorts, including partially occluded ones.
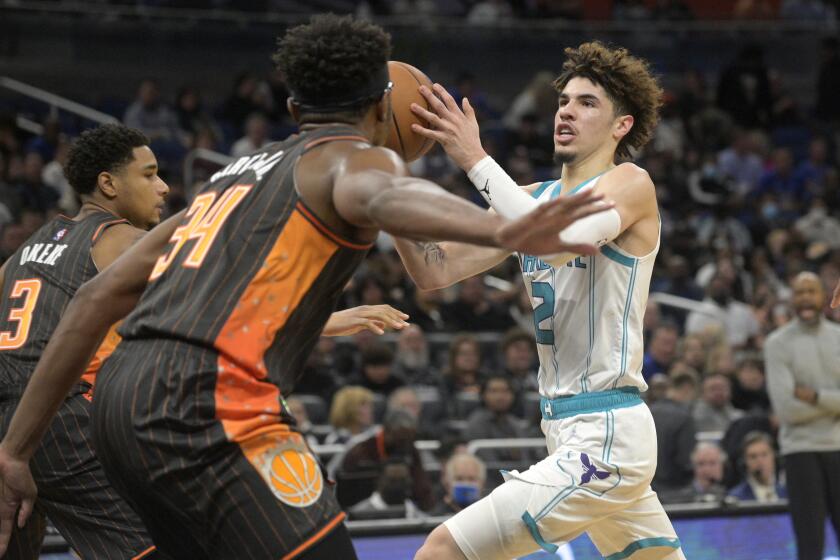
[579,453,610,485]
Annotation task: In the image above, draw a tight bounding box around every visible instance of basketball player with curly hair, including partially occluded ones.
[0,16,608,560]
[399,43,685,559]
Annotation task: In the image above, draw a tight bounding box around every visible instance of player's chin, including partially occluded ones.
[553,148,576,165]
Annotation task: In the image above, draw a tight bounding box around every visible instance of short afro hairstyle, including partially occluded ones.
[64,124,149,195]
[554,42,663,159]
[273,14,391,117]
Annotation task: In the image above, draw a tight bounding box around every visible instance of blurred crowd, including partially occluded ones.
[3,29,840,518]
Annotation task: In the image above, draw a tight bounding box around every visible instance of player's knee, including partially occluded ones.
[414,525,465,560]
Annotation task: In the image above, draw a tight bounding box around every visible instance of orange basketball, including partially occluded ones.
[385,60,435,162]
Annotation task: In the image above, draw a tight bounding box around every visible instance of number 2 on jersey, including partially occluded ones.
[0,279,42,350]
[531,280,555,345]
[150,184,253,280]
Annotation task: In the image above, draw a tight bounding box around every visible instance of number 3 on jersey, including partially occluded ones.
[531,280,555,345]
[150,184,253,281]
[0,279,42,350]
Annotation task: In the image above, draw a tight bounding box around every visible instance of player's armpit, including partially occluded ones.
[91,222,146,271]
[0,210,184,464]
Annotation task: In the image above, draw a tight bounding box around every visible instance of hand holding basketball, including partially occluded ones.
[410,83,488,172]
[384,61,436,162]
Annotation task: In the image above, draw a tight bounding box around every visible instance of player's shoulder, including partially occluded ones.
[341,144,407,176]
[91,222,146,271]
[603,162,654,190]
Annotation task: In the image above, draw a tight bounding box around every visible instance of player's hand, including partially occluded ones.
[832,278,840,309]
[0,447,36,557]
[322,305,410,337]
[410,84,487,171]
[495,190,614,256]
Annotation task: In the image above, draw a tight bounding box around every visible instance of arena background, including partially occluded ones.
[3,1,840,558]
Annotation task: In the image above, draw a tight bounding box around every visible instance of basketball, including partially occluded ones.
[385,60,435,162]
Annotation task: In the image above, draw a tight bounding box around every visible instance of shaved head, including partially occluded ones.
[792,272,825,325]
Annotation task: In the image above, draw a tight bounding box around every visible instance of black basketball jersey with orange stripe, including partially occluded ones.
[119,125,372,420]
[0,212,127,390]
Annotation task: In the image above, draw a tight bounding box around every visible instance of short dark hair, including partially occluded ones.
[362,344,395,367]
[64,124,148,195]
[273,14,391,119]
[501,327,534,353]
[481,374,512,395]
[554,41,663,159]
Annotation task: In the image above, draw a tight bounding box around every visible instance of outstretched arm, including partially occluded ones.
[0,211,184,553]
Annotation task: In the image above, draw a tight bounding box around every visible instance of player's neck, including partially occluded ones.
[75,196,119,221]
[560,150,615,193]
[299,118,372,142]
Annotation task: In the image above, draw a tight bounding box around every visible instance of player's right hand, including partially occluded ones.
[0,446,36,557]
[495,190,614,256]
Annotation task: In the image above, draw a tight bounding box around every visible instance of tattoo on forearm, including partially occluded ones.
[417,242,445,265]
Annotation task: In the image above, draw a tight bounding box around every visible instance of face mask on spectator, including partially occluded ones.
[452,482,480,507]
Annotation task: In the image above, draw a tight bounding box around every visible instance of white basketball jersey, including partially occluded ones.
[520,175,659,398]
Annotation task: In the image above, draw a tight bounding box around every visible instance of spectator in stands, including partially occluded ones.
[815,37,840,123]
[440,334,485,416]
[466,0,513,24]
[463,375,531,463]
[442,276,513,332]
[402,287,447,333]
[10,152,59,214]
[393,324,437,386]
[650,372,697,493]
[336,410,433,510]
[25,116,62,163]
[716,128,764,194]
[755,147,809,207]
[780,0,836,20]
[285,396,318,448]
[795,137,832,195]
[41,139,78,215]
[0,223,27,263]
[386,386,438,440]
[693,373,745,432]
[349,344,405,397]
[678,334,708,376]
[174,85,221,147]
[123,78,182,147]
[221,72,266,132]
[661,442,727,504]
[728,431,786,502]
[795,198,840,251]
[651,0,694,20]
[325,386,375,445]
[716,44,772,129]
[429,453,487,516]
[500,327,537,412]
[230,113,272,158]
[350,461,424,520]
[765,272,840,560]
[294,337,341,403]
[685,272,760,348]
[643,324,679,381]
[503,71,557,134]
[731,356,771,413]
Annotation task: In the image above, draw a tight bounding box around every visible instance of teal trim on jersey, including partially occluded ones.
[614,260,638,389]
[531,180,554,199]
[606,410,616,462]
[522,512,559,554]
[540,387,642,420]
[600,245,637,267]
[581,256,595,393]
[603,537,682,560]
[548,171,607,200]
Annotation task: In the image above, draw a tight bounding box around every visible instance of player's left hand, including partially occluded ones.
[322,305,410,337]
[410,84,487,171]
[0,447,36,557]
[496,190,614,256]
[832,278,840,309]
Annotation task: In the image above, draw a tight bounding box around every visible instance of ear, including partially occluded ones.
[613,114,634,142]
[287,97,300,123]
[375,90,391,123]
[97,171,118,199]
